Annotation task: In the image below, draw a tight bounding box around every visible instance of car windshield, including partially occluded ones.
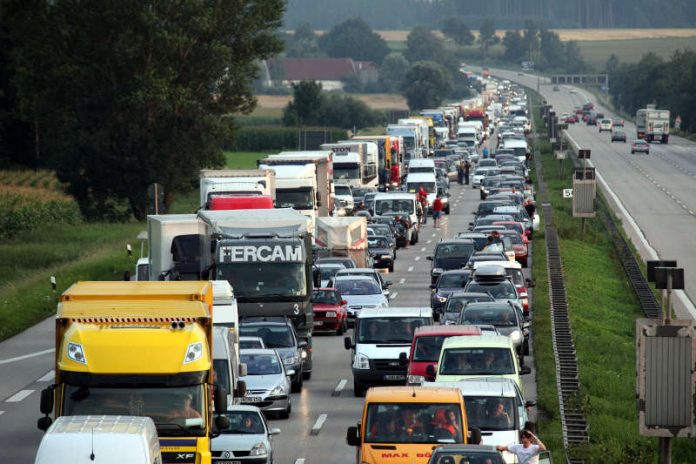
[369,225,392,236]
[216,410,265,434]
[435,243,474,260]
[431,451,504,464]
[465,281,517,299]
[240,326,294,348]
[369,237,390,248]
[375,199,415,215]
[364,403,464,444]
[335,185,352,196]
[464,396,517,432]
[507,269,525,287]
[217,263,306,299]
[241,353,283,375]
[312,289,341,305]
[357,317,426,343]
[406,182,436,193]
[275,188,314,210]
[461,307,517,327]
[440,347,515,375]
[239,339,263,349]
[445,295,494,313]
[335,279,381,295]
[62,385,206,436]
[438,274,469,288]
[413,335,447,362]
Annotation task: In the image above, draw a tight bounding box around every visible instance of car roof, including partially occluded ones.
[441,334,513,349]
[448,291,494,298]
[240,348,281,356]
[357,307,433,318]
[316,263,346,269]
[430,378,520,397]
[314,287,338,291]
[437,239,475,246]
[462,301,516,311]
[414,325,482,337]
[225,404,266,413]
[337,268,377,274]
[439,269,472,276]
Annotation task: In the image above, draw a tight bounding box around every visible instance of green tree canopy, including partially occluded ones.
[318,18,390,64]
[404,27,448,64]
[441,18,474,46]
[10,0,284,219]
[479,19,497,57]
[285,23,322,58]
[378,53,411,93]
[282,81,325,126]
[401,61,452,111]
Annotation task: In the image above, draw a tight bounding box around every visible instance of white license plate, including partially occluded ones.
[384,374,406,381]
[325,312,337,318]
[314,321,323,326]
[216,461,241,464]
[240,396,262,403]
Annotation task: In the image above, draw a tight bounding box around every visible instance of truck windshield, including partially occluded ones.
[217,263,307,299]
[364,402,464,444]
[275,188,314,210]
[439,348,515,375]
[63,384,206,436]
[334,164,360,180]
[464,396,517,431]
[402,137,415,150]
[374,199,414,215]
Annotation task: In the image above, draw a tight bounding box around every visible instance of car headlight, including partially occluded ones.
[509,329,523,344]
[270,383,288,396]
[282,354,299,366]
[437,295,448,303]
[249,442,268,457]
[354,353,370,369]
[300,349,308,359]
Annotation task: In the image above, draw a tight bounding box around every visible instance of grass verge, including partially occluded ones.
[224,151,271,169]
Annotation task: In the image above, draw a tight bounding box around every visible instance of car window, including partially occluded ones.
[241,353,283,375]
[438,274,469,288]
[461,307,517,327]
[240,326,294,348]
[440,347,515,375]
[465,281,517,299]
[335,279,381,295]
[312,290,341,305]
[217,410,266,434]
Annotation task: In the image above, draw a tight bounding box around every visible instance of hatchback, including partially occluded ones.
[212,405,280,463]
[631,140,650,154]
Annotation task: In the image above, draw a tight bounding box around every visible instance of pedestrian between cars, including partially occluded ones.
[417,185,429,224]
[464,159,471,185]
[457,162,464,185]
[432,194,444,229]
[497,430,546,463]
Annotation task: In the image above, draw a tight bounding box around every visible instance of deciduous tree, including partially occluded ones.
[401,61,452,110]
[318,18,389,65]
[441,18,474,46]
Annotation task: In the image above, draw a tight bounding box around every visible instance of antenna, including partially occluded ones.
[90,427,95,461]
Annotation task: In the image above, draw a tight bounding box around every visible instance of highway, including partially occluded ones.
[481,67,696,320]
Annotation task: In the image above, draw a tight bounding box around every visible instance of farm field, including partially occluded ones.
[256,93,408,110]
[576,36,696,69]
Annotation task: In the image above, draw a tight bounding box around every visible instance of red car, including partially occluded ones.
[311,288,348,335]
[407,325,483,383]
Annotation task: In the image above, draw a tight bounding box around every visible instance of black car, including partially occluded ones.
[458,301,530,360]
[368,235,395,272]
[368,224,397,253]
[456,232,489,251]
[441,291,496,325]
[429,270,472,318]
[427,239,476,284]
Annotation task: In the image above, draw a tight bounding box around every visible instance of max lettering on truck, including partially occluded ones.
[220,245,303,263]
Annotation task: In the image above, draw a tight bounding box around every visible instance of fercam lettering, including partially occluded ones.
[221,245,302,262]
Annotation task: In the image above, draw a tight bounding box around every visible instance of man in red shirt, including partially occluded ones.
[432,194,444,229]
[417,185,429,224]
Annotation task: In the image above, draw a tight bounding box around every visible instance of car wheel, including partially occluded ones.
[279,403,291,419]
[410,232,418,246]
[303,370,312,381]
[389,263,394,272]
[353,381,366,397]
[445,206,450,215]
[393,249,397,260]
[291,373,303,393]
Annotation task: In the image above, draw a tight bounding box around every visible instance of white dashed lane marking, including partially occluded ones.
[310,414,328,436]
[37,370,54,382]
[5,390,34,403]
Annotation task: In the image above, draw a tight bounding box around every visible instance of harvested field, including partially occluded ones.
[256,93,408,110]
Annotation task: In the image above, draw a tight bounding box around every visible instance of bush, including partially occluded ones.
[229,126,348,151]
[0,185,82,239]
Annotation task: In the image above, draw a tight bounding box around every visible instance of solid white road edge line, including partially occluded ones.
[5,389,34,403]
[310,414,328,436]
[0,348,54,366]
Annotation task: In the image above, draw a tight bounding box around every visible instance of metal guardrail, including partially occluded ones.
[532,119,589,464]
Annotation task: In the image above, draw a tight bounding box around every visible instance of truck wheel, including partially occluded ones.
[353,381,366,397]
[291,374,303,393]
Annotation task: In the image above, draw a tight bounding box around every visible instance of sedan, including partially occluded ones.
[333,275,389,324]
[458,301,530,361]
[611,129,627,142]
[368,235,395,272]
[212,405,280,464]
[238,350,292,418]
[631,140,650,154]
[311,288,348,335]
[429,270,473,318]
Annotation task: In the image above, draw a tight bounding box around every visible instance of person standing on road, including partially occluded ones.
[457,161,464,185]
[497,430,546,463]
[417,185,429,224]
[432,194,444,229]
[464,159,471,185]
[482,146,490,159]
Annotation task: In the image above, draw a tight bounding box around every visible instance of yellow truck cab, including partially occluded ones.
[346,386,479,464]
[427,335,531,394]
[37,281,229,464]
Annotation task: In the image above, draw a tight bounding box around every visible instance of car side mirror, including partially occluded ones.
[298,340,308,349]
[520,366,532,375]
[286,369,296,377]
[384,281,392,287]
[426,256,433,261]
[429,283,436,289]
[341,300,348,305]
[523,321,531,329]
[398,352,408,366]
[426,364,437,377]
[525,400,537,408]
[40,387,54,415]
[346,425,360,447]
[269,428,281,436]
[236,380,247,398]
[344,336,353,350]
[239,363,248,378]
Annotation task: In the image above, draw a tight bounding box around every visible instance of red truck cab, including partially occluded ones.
[407,325,483,384]
[207,194,273,210]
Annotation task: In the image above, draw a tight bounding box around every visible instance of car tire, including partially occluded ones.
[410,232,418,246]
[353,381,366,397]
[445,205,450,215]
[389,262,394,272]
[302,370,312,381]
[279,403,291,419]
[291,374,303,393]
[393,249,397,260]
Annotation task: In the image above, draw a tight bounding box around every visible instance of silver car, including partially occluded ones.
[238,349,293,419]
[212,405,280,464]
[333,275,389,324]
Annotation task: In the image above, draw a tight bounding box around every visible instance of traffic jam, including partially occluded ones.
[34,74,550,464]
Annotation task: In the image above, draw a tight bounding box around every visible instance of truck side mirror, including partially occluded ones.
[236,380,247,398]
[214,385,228,413]
[316,191,322,207]
[426,256,433,261]
[313,268,321,288]
[215,414,230,431]
[40,387,54,415]
[468,427,482,445]
[425,364,437,377]
[398,352,408,366]
[346,425,360,447]
[344,336,353,350]
[239,363,248,378]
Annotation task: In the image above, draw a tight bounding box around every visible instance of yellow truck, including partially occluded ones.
[37,281,229,464]
[346,386,480,464]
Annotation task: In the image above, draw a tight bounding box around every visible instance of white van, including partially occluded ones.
[35,416,161,464]
[344,307,433,396]
[457,126,478,148]
[407,158,436,176]
[405,172,437,207]
[429,378,535,463]
[502,138,529,164]
[373,192,418,227]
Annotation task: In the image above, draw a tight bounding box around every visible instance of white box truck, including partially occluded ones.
[147,214,201,281]
[636,104,670,144]
[321,142,378,188]
[315,217,369,268]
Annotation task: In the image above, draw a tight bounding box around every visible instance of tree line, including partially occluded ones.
[284,0,696,29]
[608,50,696,133]
[0,0,283,220]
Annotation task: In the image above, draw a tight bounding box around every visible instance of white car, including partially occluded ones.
[333,275,389,323]
[334,184,354,214]
[598,118,613,132]
[472,167,499,189]
[238,350,292,418]
[212,405,280,464]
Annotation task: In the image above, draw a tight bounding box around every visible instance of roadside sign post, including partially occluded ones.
[641,261,689,464]
[573,150,594,235]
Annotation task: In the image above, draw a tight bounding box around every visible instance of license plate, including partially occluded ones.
[325,312,336,318]
[314,321,323,326]
[215,461,241,464]
[384,374,406,381]
[240,396,262,403]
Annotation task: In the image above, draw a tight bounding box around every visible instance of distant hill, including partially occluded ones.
[284,0,696,30]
